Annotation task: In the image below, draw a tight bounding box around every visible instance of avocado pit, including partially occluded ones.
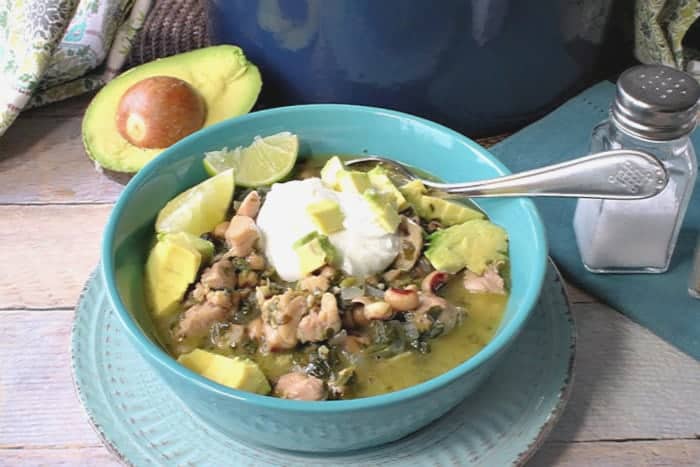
[116,76,206,149]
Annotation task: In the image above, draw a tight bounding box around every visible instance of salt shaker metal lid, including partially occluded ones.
[611,64,700,141]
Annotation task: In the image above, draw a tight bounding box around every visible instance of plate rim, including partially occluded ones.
[70,258,576,466]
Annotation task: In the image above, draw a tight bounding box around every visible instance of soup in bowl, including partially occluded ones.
[102,105,546,452]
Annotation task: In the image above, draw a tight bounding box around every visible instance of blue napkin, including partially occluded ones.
[490,81,700,360]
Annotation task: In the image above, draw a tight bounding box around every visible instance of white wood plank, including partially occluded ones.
[530,439,700,467]
[0,206,111,309]
[0,446,121,467]
[549,302,700,442]
[0,116,126,204]
[0,310,101,447]
[1,440,698,467]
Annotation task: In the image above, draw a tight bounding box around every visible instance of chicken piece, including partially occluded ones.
[297,293,342,343]
[299,274,330,293]
[237,191,261,218]
[225,215,260,257]
[261,291,307,351]
[175,303,229,339]
[463,263,506,295]
[246,317,264,341]
[200,259,236,290]
[319,266,337,278]
[335,333,369,354]
[206,290,239,309]
[274,372,326,401]
[184,282,208,307]
[238,270,259,288]
[245,252,266,270]
[213,221,230,239]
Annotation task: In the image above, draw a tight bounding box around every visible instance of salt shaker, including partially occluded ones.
[573,65,699,273]
[690,237,700,299]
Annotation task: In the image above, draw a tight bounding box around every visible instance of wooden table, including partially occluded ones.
[1,94,699,467]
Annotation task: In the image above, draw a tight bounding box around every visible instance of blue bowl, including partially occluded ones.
[102,105,547,452]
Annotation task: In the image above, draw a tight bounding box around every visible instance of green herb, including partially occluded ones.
[230,257,250,272]
[231,296,260,324]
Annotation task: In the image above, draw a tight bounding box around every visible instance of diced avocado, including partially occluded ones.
[144,239,202,316]
[336,170,372,194]
[425,219,508,274]
[178,349,271,395]
[400,180,484,226]
[363,190,401,233]
[368,166,409,211]
[293,232,339,275]
[157,232,214,262]
[320,156,345,189]
[306,199,345,234]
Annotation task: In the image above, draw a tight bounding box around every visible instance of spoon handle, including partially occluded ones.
[424,150,669,200]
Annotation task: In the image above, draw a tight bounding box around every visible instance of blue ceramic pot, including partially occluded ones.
[102,105,547,452]
[207,0,611,135]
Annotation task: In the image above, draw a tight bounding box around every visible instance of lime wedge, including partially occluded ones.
[155,168,235,235]
[203,132,298,187]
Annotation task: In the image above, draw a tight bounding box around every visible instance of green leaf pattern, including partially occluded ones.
[0,0,151,136]
[635,0,700,78]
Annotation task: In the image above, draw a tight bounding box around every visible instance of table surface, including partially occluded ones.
[1,94,698,467]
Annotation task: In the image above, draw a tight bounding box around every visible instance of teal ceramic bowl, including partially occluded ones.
[102,105,547,453]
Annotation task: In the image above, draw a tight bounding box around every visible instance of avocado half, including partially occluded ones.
[82,45,262,173]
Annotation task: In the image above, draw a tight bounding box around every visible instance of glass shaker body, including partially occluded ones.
[573,121,697,273]
[690,236,700,299]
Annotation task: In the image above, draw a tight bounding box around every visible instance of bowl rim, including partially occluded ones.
[102,103,547,412]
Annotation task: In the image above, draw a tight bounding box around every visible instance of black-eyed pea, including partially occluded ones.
[363,301,393,320]
[384,287,420,311]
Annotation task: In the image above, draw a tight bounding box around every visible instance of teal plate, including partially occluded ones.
[71,261,575,466]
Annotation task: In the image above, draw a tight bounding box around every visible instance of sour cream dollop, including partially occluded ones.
[256,178,399,281]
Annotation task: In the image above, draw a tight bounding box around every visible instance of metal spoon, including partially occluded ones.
[346,149,668,200]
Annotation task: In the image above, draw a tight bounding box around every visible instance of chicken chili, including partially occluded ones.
[146,153,509,400]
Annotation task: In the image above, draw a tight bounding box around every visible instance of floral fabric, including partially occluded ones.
[635,0,700,80]
[0,0,151,136]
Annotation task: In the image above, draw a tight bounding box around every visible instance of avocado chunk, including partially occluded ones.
[368,166,408,211]
[82,45,262,173]
[157,232,214,262]
[144,238,202,317]
[363,190,401,233]
[320,156,345,190]
[400,180,484,226]
[425,219,508,274]
[178,349,271,395]
[306,199,345,234]
[293,232,339,275]
[336,170,372,194]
